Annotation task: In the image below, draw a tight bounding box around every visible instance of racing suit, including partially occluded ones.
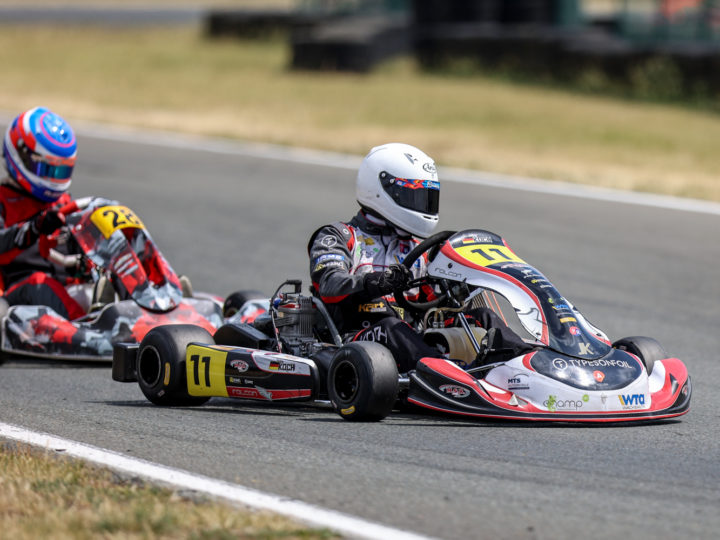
[308,210,440,372]
[309,210,533,372]
[0,183,85,319]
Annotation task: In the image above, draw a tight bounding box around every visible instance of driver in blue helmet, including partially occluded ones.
[308,143,531,373]
[0,107,86,320]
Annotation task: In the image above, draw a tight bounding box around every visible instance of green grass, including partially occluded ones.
[0,444,337,540]
[0,24,718,201]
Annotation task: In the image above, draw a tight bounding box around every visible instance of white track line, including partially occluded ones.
[72,120,720,217]
[1,114,719,217]
[0,422,435,540]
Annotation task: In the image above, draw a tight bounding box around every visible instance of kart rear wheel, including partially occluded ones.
[328,342,399,422]
[223,290,266,318]
[137,324,214,406]
[613,336,667,376]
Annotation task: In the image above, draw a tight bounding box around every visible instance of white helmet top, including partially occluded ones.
[356,143,440,238]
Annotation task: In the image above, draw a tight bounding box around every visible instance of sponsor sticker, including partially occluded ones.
[507,374,530,390]
[230,359,249,373]
[618,393,646,409]
[269,361,295,372]
[320,236,337,248]
[544,395,584,412]
[358,302,386,313]
[439,384,471,398]
[316,254,345,263]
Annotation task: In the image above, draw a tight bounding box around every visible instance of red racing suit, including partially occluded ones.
[0,183,84,319]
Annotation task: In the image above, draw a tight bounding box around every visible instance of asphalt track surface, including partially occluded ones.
[1,126,719,539]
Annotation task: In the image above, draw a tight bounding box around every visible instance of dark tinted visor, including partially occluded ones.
[17,143,73,181]
[380,172,439,215]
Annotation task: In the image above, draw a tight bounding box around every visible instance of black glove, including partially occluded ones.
[13,209,65,249]
[33,209,65,235]
[364,263,413,298]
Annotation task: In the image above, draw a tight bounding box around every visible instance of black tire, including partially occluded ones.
[613,336,667,376]
[328,342,399,422]
[137,324,214,406]
[223,290,266,318]
[0,297,8,365]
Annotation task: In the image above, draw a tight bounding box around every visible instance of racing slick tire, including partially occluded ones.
[137,324,214,407]
[328,342,399,422]
[223,290,266,318]
[0,297,8,365]
[613,336,667,376]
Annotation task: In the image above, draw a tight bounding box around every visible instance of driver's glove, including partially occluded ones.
[363,264,413,298]
[13,209,65,250]
[33,209,65,235]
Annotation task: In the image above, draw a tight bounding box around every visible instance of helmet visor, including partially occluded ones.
[380,173,439,215]
[17,143,73,181]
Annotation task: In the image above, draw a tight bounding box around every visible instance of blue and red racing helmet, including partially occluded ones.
[3,106,77,202]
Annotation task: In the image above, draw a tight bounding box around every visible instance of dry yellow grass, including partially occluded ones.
[0,24,717,201]
[0,443,336,540]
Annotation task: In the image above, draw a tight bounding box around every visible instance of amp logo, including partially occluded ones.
[618,394,646,408]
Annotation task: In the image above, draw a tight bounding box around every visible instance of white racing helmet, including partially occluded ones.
[356,143,440,238]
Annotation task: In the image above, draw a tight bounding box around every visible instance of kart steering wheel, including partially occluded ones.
[393,230,456,314]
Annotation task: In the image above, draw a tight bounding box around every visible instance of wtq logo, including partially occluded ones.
[618,394,645,407]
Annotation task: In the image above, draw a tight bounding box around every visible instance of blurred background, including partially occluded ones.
[0,0,718,201]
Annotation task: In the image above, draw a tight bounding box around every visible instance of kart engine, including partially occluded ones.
[273,281,317,356]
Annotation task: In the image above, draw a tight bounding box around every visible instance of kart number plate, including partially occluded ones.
[452,244,525,267]
[186,345,229,397]
[90,205,145,239]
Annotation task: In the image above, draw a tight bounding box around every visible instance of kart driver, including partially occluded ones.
[0,106,86,320]
[308,142,531,373]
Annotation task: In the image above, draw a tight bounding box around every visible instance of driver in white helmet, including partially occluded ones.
[308,143,441,372]
[308,143,530,373]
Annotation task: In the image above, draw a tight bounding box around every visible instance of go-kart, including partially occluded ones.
[0,197,224,362]
[112,229,691,423]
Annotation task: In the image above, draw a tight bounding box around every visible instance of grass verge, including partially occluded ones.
[0,443,337,540]
[0,24,717,201]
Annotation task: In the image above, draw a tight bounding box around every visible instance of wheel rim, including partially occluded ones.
[334,359,359,402]
[138,345,162,388]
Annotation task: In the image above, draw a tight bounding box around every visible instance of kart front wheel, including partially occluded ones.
[328,342,399,422]
[0,297,9,366]
[137,324,214,407]
[223,290,266,318]
[613,336,667,376]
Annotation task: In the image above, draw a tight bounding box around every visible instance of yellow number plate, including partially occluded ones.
[90,205,145,239]
[186,345,229,397]
[452,244,525,268]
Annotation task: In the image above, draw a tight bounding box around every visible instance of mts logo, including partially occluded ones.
[619,394,645,406]
[508,378,521,384]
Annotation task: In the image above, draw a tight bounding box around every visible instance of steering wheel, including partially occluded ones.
[393,230,456,314]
